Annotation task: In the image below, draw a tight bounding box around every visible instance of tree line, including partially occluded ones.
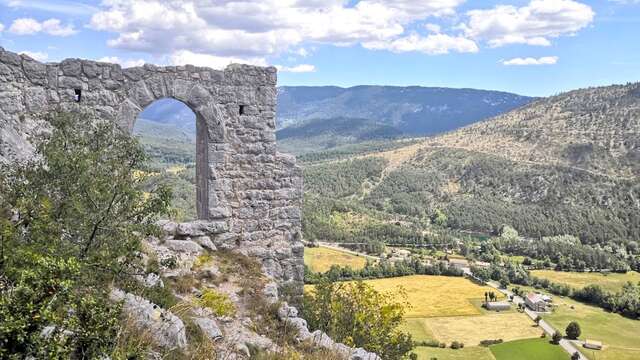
[305,258,463,284]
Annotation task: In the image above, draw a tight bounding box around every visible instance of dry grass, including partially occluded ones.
[421,313,541,346]
[530,270,640,293]
[360,275,504,318]
[304,247,368,273]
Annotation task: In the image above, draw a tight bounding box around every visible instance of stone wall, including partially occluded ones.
[0,47,304,295]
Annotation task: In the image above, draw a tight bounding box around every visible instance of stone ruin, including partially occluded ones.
[0,47,304,295]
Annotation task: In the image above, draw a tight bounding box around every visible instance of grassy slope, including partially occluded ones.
[530,270,640,293]
[303,247,368,273]
[489,338,568,360]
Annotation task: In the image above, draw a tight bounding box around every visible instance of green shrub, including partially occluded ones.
[197,289,236,317]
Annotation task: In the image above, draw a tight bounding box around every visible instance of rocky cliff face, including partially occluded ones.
[117,222,380,359]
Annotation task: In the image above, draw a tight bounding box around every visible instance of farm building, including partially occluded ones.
[584,340,603,350]
[541,294,553,302]
[448,258,470,269]
[485,301,511,311]
[525,293,547,312]
[474,261,491,268]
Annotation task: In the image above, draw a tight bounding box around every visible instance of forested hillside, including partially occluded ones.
[302,82,640,270]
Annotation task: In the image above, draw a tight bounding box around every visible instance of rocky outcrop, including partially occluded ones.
[110,289,187,349]
[0,47,304,296]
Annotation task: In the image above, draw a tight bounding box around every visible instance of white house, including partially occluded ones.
[525,293,547,312]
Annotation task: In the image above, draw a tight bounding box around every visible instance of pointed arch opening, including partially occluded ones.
[132,98,209,221]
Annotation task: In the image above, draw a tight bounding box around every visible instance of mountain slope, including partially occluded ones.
[302,82,640,248]
[276,117,402,154]
[277,85,534,134]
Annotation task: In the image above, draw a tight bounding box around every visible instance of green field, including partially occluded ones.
[303,246,368,273]
[413,346,495,360]
[490,338,568,360]
[530,270,640,293]
[541,294,640,360]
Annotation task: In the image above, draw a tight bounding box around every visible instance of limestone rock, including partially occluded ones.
[110,289,187,349]
[194,317,223,341]
[193,235,217,251]
[164,239,204,254]
[351,348,382,360]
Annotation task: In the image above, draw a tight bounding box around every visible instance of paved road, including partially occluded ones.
[316,242,380,261]
[487,282,587,360]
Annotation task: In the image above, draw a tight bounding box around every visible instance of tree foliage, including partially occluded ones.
[565,322,581,340]
[0,112,171,358]
[303,280,413,360]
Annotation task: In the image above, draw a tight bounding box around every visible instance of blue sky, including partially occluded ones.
[0,0,638,96]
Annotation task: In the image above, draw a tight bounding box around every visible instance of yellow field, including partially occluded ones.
[304,247,368,273]
[421,313,541,345]
[362,275,504,318]
[531,270,640,293]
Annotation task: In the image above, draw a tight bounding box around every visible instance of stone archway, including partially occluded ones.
[0,47,305,292]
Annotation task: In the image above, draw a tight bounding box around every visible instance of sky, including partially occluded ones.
[0,0,638,97]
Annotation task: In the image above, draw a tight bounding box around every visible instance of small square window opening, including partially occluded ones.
[74,89,82,102]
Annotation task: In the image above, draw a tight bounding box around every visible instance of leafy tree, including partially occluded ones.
[431,209,448,227]
[571,352,581,360]
[566,322,581,340]
[534,315,542,326]
[0,112,171,358]
[551,331,562,345]
[303,279,413,360]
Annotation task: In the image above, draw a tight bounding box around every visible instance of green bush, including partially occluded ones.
[197,289,236,317]
[303,280,413,360]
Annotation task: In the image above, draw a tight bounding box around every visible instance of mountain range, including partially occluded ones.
[134,85,534,155]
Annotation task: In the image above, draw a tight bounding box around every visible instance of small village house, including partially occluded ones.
[448,258,469,269]
[525,293,547,312]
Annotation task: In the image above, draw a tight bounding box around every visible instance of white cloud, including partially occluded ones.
[97,56,146,68]
[9,18,77,36]
[0,23,4,33]
[293,48,309,58]
[89,0,466,64]
[4,0,99,16]
[19,50,48,61]
[364,33,478,55]
[501,56,559,66]
[463,0,594,47]
[275,64,316,73]
[424,23,441,33]
[169,50,267,69]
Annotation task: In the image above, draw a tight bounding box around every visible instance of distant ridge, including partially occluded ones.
[276,85,534,134]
